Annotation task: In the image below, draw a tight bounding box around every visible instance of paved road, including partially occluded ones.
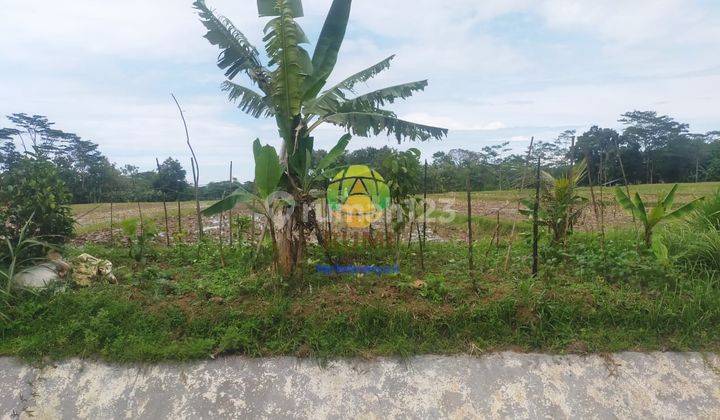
[2,352,719,419]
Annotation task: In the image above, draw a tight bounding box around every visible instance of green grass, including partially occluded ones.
[432,181,719,204]
[2,228,719,363]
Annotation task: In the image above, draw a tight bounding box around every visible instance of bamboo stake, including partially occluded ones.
[177,200,182,234]
[421,159,427,270]
[416,221,424,271]
[171,93,202,241]
[532,156,541,277]
[219,191,226,267]
[137,201,144,238]
[383,207,389,246]
[495,210,501,248]
[155,158,171,246]
[614,138,640,246]
[228,161,233,247]
[467,171,474,273]
[598,152,608,268]
[190,157,202,241]
[250,213,256,247]
[327,200,333,245]
[407,219,414,249]
[585,151,600,232]
[109,202,114,243]
[504,136,535,270]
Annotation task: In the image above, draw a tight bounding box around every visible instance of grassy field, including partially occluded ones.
[70,182,719,241]
[435,181,718,203]
[2,182,718,363]
[2,229,719,362]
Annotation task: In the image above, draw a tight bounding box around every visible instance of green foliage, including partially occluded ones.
[615,184,704,246]
[0,217,49,309]
[660,190,720,272]
[691,188,720,230]
[195,0,447,177]
[253,139,283,198]
[0,157,74,245]
[120,218,157,262]
[4,236,720,362]
[303,0,351,98]
[202,140,290,218]
[521,160,588,244]
[153,157,190,201]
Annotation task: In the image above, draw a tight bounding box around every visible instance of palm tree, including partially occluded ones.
[195,0,447,277]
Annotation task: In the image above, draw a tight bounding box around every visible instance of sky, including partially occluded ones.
[1,0,719,183]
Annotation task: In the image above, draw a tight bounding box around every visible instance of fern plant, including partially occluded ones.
[615,184,703,247]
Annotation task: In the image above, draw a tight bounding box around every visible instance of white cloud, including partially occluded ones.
[1,0,719,181]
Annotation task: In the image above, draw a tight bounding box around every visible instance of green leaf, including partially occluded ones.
[647,204,666,228]
[661,183,679,209]
[323,112,448,142]
[194,0,269,89]
[254,143,283,198]
[253,138,263,161]
[304,0,352,100]
[304,55,395,115]
[202,187,257,216]
[339,80,428,112]
[257,0,303,17]
[651,237,669,262]
[633,192,649,225]
[262,1,312,139]
[222,82,275,118]
[615,187,649,224]
[665,198,704,220]
[316,134,351,172]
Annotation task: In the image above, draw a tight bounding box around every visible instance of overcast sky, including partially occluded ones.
[1,0,719,182]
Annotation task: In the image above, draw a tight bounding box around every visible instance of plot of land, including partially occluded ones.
[71,182,719,243]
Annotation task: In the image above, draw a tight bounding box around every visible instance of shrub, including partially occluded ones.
[661,190,720,272]
[691,189,720,230]
[0,157,74,246]
[120,218,157,262]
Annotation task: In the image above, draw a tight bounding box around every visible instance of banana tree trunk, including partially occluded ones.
[276,204,305,279]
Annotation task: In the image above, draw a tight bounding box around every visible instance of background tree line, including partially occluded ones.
[0,113,251,204]
[2,110,720,206]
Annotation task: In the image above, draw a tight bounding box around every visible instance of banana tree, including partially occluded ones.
[194,0,447,277]
[203,140,289,260]
[615,184,704,247]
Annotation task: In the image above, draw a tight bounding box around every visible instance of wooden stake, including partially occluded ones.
[109,202,114,243]
[177,200,182,234]
[495,210,501,248]
[416,221,425,271]
[228,161,234,247]
[532,156,541,277]
[156,158,171,246]
[250,213,256,247]
[421,159,427,270]
[467,171,474,272]
[505,136,535,270]
[383,207,389,246]
[190,157,202,241]
[171,93,202,241]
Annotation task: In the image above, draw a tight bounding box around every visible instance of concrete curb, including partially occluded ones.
[2,352,719,419]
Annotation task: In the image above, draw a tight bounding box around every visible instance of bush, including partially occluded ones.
[0,158,74,246]
[692,189,720,230]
